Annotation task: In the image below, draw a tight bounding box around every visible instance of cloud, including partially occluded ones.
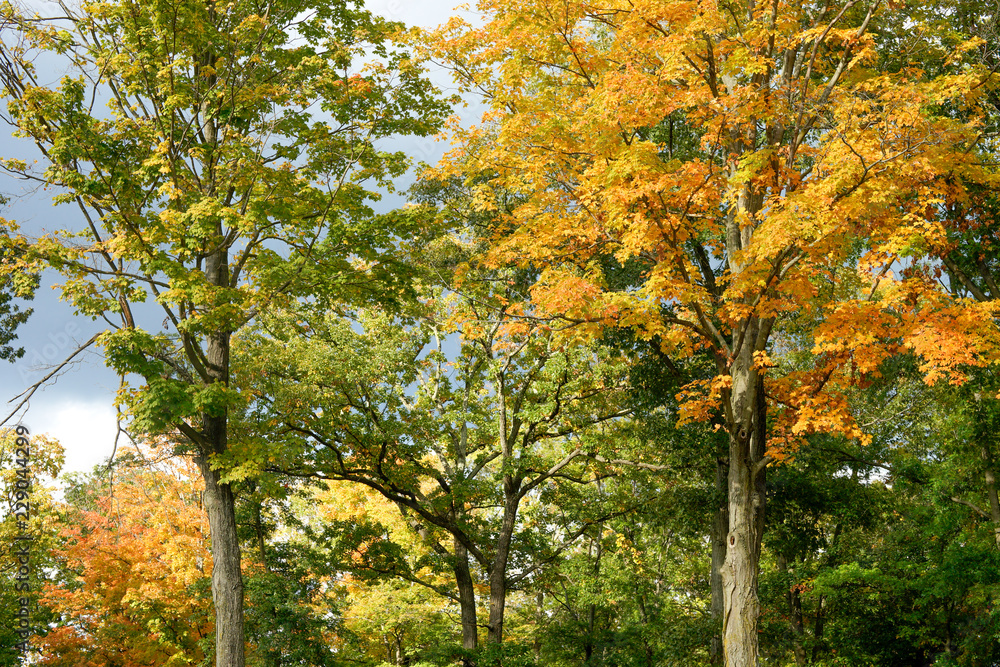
[25,398,125,475]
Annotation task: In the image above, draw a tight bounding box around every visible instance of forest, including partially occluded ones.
[0,0,999,665]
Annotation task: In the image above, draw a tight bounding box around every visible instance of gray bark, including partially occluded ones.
[710,457,729,665]
[197,447,245,667]
[487,493,519,643]
[197,247,245,667]
[454,536,479,652]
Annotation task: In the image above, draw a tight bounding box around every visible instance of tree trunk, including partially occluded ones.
[197,449,245,667]
[710,457,729,666]
[197,247,245,667]
[454,536,479,652]
[721,444,761,667]
[487,493,519,643]
[720,343,767,667]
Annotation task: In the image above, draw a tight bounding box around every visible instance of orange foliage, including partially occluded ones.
[430,0,999,460]
[35,452,213,667]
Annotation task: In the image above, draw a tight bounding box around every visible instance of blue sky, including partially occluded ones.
[0,0,478,474]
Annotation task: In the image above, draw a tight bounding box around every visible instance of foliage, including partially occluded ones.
[0,428,62,666]
[35,448,213,666]
[0,221,35,362]
[2,0,1000,665]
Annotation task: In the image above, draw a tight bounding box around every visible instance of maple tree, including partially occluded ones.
[0,0,449,664]
[0,216,35,362]
[304,481,460,665]
[36,451,214,666]
[231,218,649,651]
[429,0,999,663]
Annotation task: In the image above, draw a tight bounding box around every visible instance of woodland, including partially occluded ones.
[0,0,999,665]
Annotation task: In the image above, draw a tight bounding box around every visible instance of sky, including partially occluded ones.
[0,0,479,474]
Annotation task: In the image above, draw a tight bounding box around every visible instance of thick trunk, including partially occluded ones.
[710,457,729,666]
[721,351,767,667]
[721,446,761,667]
[198,248,245,667]
[454,536,479,652]
[487,493,519,644]
[198,449,245,667]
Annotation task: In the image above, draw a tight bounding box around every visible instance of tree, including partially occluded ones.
[0,428,62,665]
[233,236,641,650]
[0,1,449,664]
[429,1,997,664]
[0,217,35,363]
[37,451,214,666]
[305,481,461,666]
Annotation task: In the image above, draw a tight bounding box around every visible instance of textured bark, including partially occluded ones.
[710,457,729,666]
[197,246,246,667]
[720,322,768,667]
[721,445,762,667]
[454,536,479,652]
[197,449,245,667]
[487,494,519,643]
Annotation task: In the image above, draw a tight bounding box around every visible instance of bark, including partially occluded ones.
[710,457,729,666]
[196,246,245,667]
[720,440,762,667]
[487,493,519,643]
[720,334,767,667]
[454,536,479,652]
[197,449,245,667]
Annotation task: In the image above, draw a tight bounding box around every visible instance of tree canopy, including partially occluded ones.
[0,0,999,666]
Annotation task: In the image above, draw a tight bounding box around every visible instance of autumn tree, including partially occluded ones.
[303,481,461,665]
[429,1,998,664]
[37,451,214,666]
[232,224,647,651]
[0,0,449,665]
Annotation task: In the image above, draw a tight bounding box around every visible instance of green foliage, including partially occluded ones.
[0,223,36,362]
